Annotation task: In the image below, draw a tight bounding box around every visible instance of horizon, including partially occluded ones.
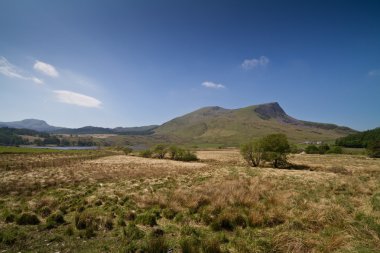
[1,1,380,131]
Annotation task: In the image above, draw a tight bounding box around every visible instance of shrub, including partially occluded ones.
[305,145,319,154]
[152,144,168,159]
[123,147,133,155]
[327,146,343,154]
[16,213,40,225]
[240,140,264,167]
[176,150,198,161]
[168,145,180,159]
[318,144,330,154]
[139,149,152,158]
[261,134,290,168]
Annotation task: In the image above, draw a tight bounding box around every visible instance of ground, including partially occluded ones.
[0,149,379,252]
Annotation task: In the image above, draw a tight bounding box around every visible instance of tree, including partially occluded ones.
[240,140,264,167]
[261,134,290,168]
[152,144,168,159]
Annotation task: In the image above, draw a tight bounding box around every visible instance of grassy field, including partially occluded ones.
[0,150,379,252]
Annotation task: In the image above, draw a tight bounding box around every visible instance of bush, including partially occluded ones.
[123,147,133,155]
[175,150,198,161]
[16,213,40,225]
[327,146,343,154]
[305,145,319,154]
[152,144,168,159]
[318,144,330,154]
[261,134,290,168]
[139,149,153,158]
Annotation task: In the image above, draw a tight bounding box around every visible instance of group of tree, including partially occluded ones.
[335,127,380,148]
[0,127,96,147]
[0,127,44,146]
[240,133,290,168]
[135,144,198,161]
[305,144,342,154]
[335,127,380,158]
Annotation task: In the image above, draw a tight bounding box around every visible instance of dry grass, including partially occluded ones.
[0,150,379,252]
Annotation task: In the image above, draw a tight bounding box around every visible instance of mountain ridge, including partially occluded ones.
[1,102,357,144]
[153,102,357,144]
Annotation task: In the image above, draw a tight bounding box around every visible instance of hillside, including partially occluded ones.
[154,102,356,145]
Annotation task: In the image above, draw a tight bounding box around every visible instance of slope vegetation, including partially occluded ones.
[154,102,356,145]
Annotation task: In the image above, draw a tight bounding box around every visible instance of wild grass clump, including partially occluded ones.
[142,236,169,253]
[180,237,200,253]
[371,193,380,211]
[123,223,145,240]
[211,212,248,231]
[201,238,222,253]
[16,212,40,225]
[136,212,158,226]
[46,211,65,229]
[0,226,22,245]
[2,209,16,223]
[40,206,52,218]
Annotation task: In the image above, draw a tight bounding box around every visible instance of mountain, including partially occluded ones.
[1,102,357,146]
[0,119,63,132]
[154,102,357,145]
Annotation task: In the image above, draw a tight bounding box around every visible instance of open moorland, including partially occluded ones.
[0,149,380,253]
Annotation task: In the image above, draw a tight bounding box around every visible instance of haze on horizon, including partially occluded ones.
[0,0,379,131]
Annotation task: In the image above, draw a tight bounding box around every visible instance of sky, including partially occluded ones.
[0,0,379,130]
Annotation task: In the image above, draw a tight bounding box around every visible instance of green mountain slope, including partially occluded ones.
[154,102,356,145]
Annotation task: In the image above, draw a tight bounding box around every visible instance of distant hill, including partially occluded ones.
[0,119,63,132]
[1,102,357,146]
[52,125,158,135]
[154,102,356,145]
[336,127,380,148]
[0,119,158,135]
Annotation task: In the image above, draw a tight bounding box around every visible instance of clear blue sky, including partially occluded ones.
[0,0,379,130]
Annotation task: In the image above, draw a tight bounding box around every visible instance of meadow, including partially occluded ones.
[0,148,379,252]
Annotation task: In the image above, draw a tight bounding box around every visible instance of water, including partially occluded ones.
[22,146,99,150]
